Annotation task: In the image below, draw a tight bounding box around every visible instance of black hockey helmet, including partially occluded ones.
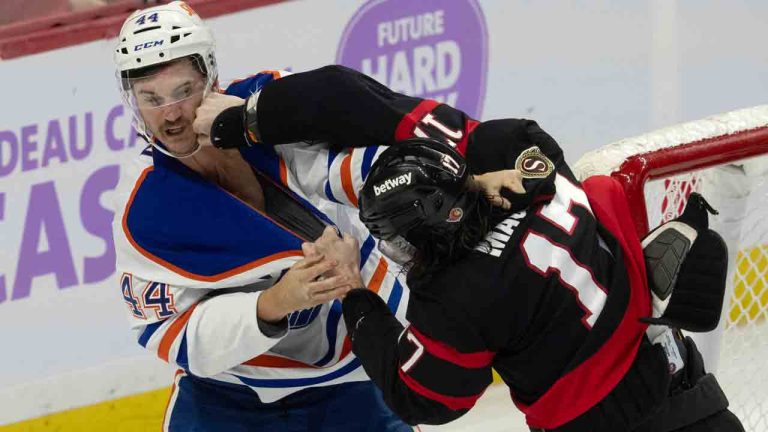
[359,138,473,242]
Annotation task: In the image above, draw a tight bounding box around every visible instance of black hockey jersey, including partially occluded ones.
[253,65,657,430]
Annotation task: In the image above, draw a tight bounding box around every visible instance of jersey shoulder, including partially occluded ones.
[224,69,293,98]
[113,146,154,214]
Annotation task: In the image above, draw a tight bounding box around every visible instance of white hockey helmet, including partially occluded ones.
[114,1,217,157]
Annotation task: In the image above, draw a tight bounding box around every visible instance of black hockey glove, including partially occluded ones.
[209,92,261,149]
[342,288,392,342]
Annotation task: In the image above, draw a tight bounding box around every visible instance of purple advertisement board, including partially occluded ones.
[337,0,488,118]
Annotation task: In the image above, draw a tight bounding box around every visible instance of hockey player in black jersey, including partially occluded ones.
[340,139,743,432]
[197,65,744,431]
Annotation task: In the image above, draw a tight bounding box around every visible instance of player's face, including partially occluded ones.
[132,60,206,155]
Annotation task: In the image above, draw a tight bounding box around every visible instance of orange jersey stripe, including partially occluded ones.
[162,370,185,430]
[258,69,282,80]
[340,153,359,207]
[229,74,256,85]
[230,70,281,86]
[243,354,318,369]
[339,336,353,360]
[368,259,389,293]
[158,303,199,363]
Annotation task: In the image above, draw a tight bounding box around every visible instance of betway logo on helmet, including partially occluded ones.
[374,173,412,196]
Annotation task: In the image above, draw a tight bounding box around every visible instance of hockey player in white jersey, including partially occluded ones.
[111,2,412,430]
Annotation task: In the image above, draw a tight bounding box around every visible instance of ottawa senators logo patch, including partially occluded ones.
[515,146,554,179]
[446,207,464,223]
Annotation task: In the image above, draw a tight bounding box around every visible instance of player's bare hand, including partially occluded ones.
[192,92,244,148]
[258,254,354,322]
[469,170,525,210]
[304,226,365,290]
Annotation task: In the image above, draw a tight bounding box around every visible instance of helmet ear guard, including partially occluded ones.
[359,138,473,244]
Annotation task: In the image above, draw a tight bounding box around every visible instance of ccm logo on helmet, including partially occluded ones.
[134,40,164,51]
[374,173,412,196]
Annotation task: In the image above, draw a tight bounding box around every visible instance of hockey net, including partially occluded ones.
[574,106,768,432]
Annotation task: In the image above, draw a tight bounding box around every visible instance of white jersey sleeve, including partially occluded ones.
[274,143,389,208]
[123,272,287,377]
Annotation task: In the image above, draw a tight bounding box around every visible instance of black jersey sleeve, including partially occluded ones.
[255,65,423,149]
[465,118,570,209]
[342,288,494,426]
[254,65,568,207]
[464,118,568,175]
[254,65,532,163]
[255,65,563,162]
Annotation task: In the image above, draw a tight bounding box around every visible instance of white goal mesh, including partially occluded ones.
[574,106,768,432]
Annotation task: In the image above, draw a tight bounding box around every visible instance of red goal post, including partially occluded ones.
[574,105,768,432]
[575,106,768,237]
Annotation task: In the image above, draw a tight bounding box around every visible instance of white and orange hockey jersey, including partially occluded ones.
[112,71,406,403]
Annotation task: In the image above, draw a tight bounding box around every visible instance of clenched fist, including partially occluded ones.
[257,254,355,322]
[303,226,365,291]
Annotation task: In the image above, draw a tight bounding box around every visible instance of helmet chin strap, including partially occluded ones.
[149,138,202,159]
